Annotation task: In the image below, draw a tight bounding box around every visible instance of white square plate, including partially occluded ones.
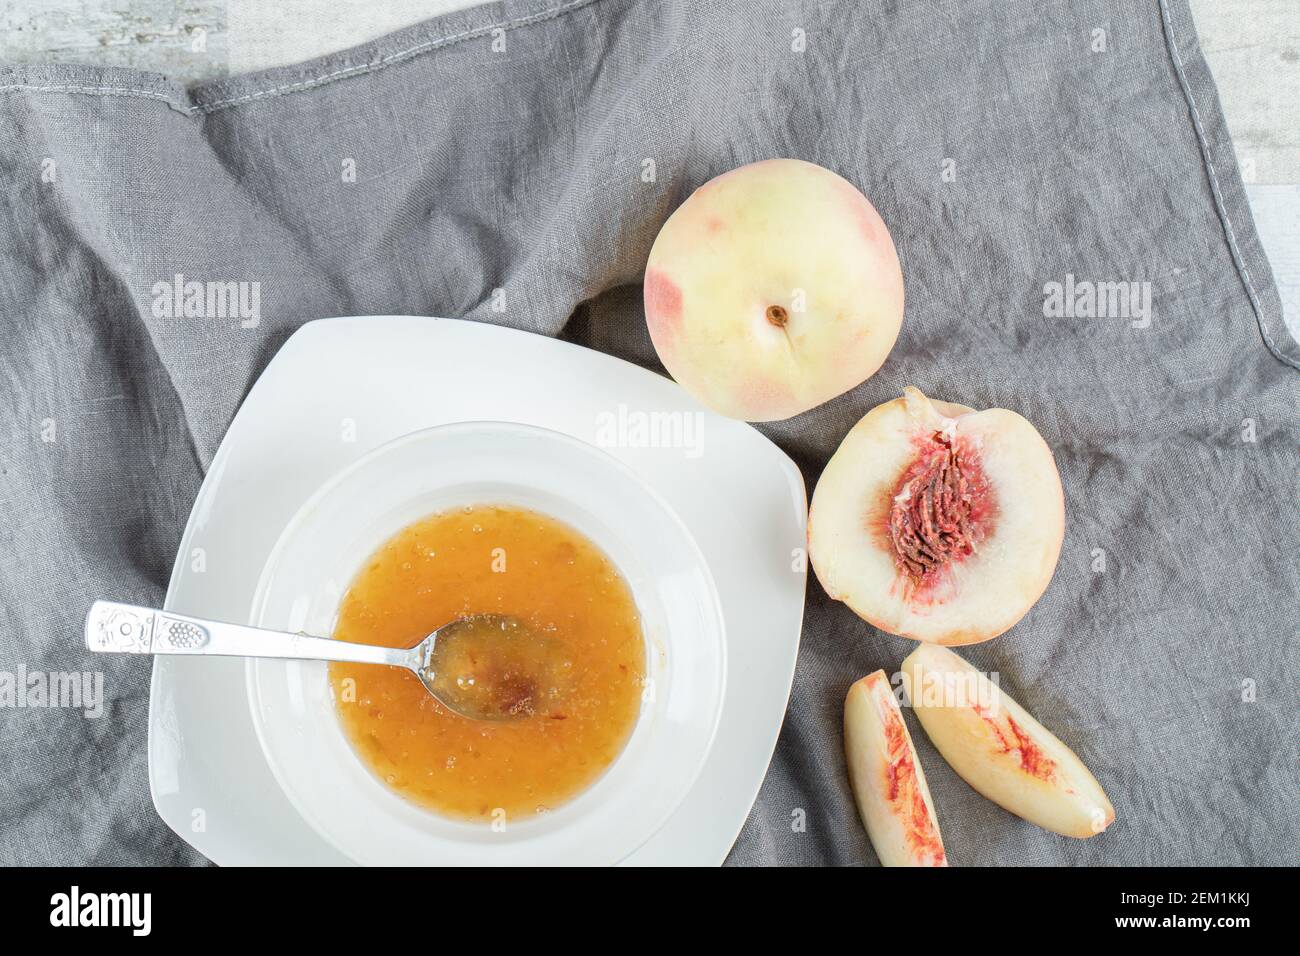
[151,316,806,865]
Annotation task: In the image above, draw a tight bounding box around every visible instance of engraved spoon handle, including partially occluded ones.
[84,600,412,668]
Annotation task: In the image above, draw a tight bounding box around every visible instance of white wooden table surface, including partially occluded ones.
[3,0,1297,335]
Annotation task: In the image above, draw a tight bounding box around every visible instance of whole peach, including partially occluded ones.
[643,159,904,421]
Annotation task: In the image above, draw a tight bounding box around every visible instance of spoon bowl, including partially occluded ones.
[415,613,574,721]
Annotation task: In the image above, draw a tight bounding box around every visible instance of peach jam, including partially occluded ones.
[329,505,646,822]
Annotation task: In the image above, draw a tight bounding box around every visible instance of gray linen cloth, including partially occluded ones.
[1,0,1296,866]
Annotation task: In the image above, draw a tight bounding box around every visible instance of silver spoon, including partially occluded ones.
[84,599,560,722]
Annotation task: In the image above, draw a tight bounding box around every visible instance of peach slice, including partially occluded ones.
[808,387,1064,644]
[902,644,1115,838]
[643,158,904,422]
[844,670,947,866]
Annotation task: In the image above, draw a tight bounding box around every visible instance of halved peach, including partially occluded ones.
[809,387,1064,644]
[844,670,947,866]
[902,644,1115,838]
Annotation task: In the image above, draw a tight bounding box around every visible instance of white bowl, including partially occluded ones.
[246,420,727,865]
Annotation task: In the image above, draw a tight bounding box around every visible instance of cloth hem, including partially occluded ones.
[1159,0,1300,370]
[0,0,599,116]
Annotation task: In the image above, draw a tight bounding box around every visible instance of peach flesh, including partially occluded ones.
[903,644,1115,838]
[844,671,947,867]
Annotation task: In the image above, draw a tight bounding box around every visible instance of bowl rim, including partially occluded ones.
[244,418,729,865]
